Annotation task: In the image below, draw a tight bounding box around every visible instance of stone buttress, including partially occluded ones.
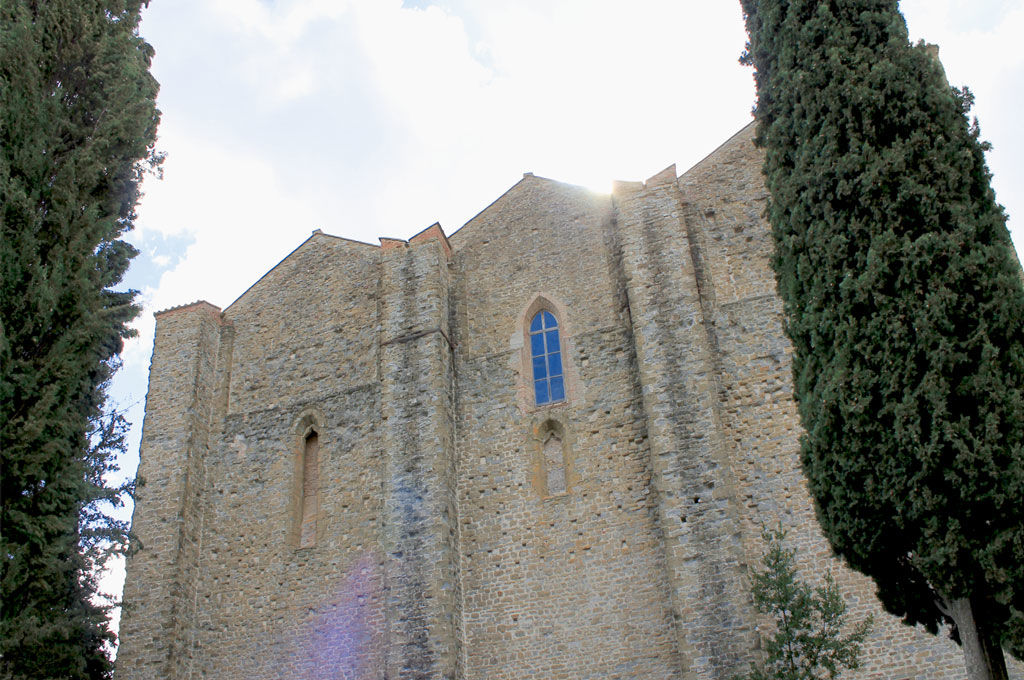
[378,226,461,679]
[612,167,754,678]
[117,302,226,679]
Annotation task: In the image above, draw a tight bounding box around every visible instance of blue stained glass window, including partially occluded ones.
[550,375,565,402]
[530,333,545,356]
[547,352,561,376]
[534,379,549,405]
[529,311,565,405]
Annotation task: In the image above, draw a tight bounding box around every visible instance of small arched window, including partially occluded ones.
[543,430,567,495]
[530,310,565,405]
[299,430,319,548]
[532,419,572,497]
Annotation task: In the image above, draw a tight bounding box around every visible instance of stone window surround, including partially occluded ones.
[516,293,580,415]
[530,417,576,498]
[290,408,326,549]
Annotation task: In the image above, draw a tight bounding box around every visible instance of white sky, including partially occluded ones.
[102,0,1024,641]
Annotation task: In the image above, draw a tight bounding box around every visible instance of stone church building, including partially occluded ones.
[118,124,976,679]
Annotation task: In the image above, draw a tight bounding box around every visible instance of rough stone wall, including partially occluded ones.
[118,127,1012,680]
[612,168,754,678]
[379,234,460,679]
[225,234,380,415]
[450,177,683,680]
[677,123,970,679]
[118,302,222,679]
[201,234,388,680]
[120,235,393,679]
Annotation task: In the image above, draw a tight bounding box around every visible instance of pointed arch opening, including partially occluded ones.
[543,429,567,495]
[517,293,577,412]
[292,409,325,549]
[533,419,573,497]
[529,310,565,405]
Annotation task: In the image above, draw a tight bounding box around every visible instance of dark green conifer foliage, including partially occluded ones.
[739,0,1024,674]
[0,2,160,678]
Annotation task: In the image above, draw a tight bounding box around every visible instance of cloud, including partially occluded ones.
[124,0,1022,420]
[137,126,326,309]
[127,0,1024,413]
[208,0,351,47]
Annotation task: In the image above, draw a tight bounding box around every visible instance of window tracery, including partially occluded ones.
[529,310,565,406]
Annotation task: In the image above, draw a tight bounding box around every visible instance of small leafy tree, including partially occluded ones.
[739,527,872,680]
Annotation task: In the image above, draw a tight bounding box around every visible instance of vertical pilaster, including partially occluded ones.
[613,170,752,679]
[378,230,459,680]
[118,302,223,680]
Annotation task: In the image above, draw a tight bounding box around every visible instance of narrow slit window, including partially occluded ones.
[299,431,319,548]
[530,311,565,405]
[544,432,566,495]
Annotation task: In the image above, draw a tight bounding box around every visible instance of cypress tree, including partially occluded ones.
[0,2,160,678]
[738,2,1024,678]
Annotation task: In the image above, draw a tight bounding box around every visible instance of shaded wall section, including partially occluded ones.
[450,177,683,680]
[678,123,968,679]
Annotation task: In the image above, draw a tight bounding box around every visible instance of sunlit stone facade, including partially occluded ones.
[117,125,977,680]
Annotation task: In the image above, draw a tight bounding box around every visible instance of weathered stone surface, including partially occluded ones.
[118,124,1008,680]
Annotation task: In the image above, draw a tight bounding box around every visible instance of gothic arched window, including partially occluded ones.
[530,310,565,405]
